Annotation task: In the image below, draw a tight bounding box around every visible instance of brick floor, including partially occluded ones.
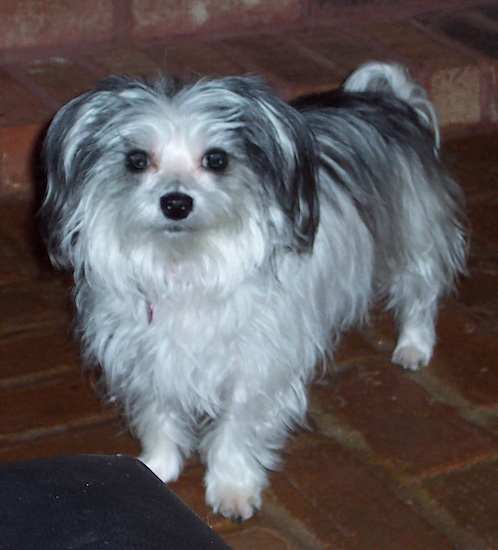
[0,1,497,548]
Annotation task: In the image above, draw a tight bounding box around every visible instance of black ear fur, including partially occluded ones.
[40,92,93,269]
[280,114,320,253]
[260,97,319,253]
[41,76,157,268]
[222,77,320,252]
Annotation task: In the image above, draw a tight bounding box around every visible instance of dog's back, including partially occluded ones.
[300,62,467,369]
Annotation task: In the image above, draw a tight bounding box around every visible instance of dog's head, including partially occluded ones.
[41,75,319,287]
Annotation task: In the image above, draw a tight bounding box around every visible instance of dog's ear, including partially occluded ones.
[273,108,319,253]
[40,76,153,269]
[40,90,95,269]
[226,78,320,253]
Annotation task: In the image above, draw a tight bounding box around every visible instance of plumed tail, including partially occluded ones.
[344,62,440,149]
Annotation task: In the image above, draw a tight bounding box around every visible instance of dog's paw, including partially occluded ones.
[205,476,262,522]
[392,325,433,371]
[392,344,429,371]
[139,451,182,483]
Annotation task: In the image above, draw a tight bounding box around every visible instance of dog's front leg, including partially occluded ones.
[201,417,269,522]
[135,405,195,484]
[200,383,304,522]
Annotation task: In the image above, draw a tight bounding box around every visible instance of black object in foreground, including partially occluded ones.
[0,454,231,549]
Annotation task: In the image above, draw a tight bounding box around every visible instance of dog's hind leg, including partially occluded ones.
[388,258,441,370]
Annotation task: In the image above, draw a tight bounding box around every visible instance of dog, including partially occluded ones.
[41,62,467,521]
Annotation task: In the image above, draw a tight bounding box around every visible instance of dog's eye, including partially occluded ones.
[126,150,150,172]
[202,149,228,171]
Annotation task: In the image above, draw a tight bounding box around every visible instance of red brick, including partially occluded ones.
[468,197,498,249]
[270,440,453,548]
[362,21,481,126]
[219,35,338,96]
[443,133,498,201]
[130,0,303,39]
[222,527,294,549]
[0,279,70,336]
[0,69,49,126]
[363,20,472,71]
[476,4,498,20]
[491,61,498,123]
[422,9,498,62]
[90,47,163,80]
[0,204,42,283]
[0,420,139,462]
[145,41,246,78]
[22,58,98,107]
[333,330,383,368]
[431,65,482,127]
[0,199,52,274]
[0,124,45,199]
[0,0,114,50]
[423,458,498,547]
[0,199,37,251]
[293,27,380,78]
[357,309,398,357]
[0,231,36,283]
[431,308,498,407]
[313,363,497,476]
[0,371,116,444]
[458,269,498,318]
[0,326,78,389]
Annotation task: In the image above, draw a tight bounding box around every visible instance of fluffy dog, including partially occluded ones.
[41,62,467,521]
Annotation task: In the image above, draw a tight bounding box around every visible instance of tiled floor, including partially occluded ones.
[1,2,498,549]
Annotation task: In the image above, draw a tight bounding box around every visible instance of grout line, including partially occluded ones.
[0,364,76,391]
[0,411,120,447]
[410,366,498,435]
[275,33,345,77]
[409,16,488,61]
[112,0,133,44]
[4,64,63,113]
[310,409,495,549]
[206,37,292,94]
[303,0,489,25]
[263,492,328,550]
[478,59,496,122]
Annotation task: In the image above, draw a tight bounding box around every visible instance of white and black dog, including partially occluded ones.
[41,62,467,521]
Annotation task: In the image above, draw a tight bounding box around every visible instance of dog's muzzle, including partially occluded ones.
[160,192,194,220]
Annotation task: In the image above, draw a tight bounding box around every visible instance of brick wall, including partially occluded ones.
[0,0,496,200]
[0,0,308,54]
[0,0,486,55]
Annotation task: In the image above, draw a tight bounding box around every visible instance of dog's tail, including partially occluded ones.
[344,61,440,149]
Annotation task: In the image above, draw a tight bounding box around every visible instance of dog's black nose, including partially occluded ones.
[160,192,194,220]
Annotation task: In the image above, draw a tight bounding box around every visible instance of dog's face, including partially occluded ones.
[41,76,319,289]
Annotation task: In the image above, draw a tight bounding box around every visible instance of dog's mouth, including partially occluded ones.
[163,224,189,234]
[160,216,202,235]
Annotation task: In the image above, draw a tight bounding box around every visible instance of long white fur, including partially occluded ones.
[41,62,467,521]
